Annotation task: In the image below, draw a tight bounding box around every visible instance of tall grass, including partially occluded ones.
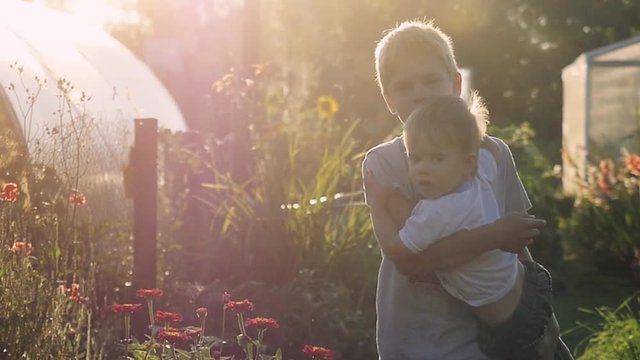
[574,294,640,359]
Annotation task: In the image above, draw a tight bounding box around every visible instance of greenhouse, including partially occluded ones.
[0,0,187,219]
[562,35,640,192]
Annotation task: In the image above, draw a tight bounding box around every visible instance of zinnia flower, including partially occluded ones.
[111,303,143,314]
[154,310,184,324]
[245,317,279,330]
[157,329,190,344]
[10,241,33,255]
[136,288,163,298]
[69,190,86,206]
[1,183,19,202]
[224,299,255,312]
[302,345,335,360]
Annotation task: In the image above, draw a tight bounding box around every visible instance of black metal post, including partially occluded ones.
[131,118,158,340]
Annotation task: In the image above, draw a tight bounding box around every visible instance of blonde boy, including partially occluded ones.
[366,95,571,360]
[362,19,568,359]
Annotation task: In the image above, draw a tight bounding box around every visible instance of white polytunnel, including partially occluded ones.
[0,0,187,220]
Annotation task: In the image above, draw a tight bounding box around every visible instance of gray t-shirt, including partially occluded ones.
[362,135,531,360]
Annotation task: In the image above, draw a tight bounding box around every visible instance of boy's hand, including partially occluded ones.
[364,170,395,207]
[493,213,546,253]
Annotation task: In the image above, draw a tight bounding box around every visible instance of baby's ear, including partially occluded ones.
[467,153,478,175]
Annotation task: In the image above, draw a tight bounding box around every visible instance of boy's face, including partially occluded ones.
[406,137,475,200]
[383,56,461,122]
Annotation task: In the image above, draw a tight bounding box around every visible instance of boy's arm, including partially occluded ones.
[367,197,414,260]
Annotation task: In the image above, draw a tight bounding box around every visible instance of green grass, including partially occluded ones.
[552,259,639,358]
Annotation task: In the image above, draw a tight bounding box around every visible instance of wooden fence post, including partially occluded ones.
[131,118,158,339]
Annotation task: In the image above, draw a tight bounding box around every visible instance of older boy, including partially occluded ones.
[362,19,564,359]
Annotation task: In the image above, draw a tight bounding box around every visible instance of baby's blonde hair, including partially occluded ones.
[403,93,489,161]
[375,19,458,95]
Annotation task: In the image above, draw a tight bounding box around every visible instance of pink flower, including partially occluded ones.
[10,241,33,255]
[626,153,640,176]
[1,183,19,202]
[196,307,208,318]
[69,190,86,206]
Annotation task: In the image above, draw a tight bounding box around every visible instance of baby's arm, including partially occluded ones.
[365,172,543,269]
[392,211,542,276]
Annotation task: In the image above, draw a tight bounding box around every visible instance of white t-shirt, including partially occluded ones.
[362,135,530,360]
[399,149,518,307]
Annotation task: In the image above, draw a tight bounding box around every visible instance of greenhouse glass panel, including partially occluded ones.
[562,36,640,193]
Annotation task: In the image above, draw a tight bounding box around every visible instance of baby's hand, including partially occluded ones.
[363,170,395,206]
[494,213,546,253]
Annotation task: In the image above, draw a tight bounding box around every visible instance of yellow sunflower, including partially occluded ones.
[316,95,339,119]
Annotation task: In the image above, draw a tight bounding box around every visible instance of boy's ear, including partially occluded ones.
[382,92,398,116]
[454,72,462,96]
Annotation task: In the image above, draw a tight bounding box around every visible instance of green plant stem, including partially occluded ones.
[221,308,227,355]
[124,314,131,358]
[147,298,155,327]
[199,315,206,345]
[85,309,91,360]
[170,343,178,360]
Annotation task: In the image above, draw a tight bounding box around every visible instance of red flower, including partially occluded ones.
[302,345,335,360]
[154,310,184,324]
[1,183,19,203]
[69,190,86,206]
[224,299,255,312]
[136,288,163,298]
[245,317,279,330]
[626,153,640,176]
[157,329,190,344]
[111,303,143,314]
[10,242,33,255]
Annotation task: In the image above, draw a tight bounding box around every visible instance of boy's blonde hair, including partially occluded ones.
[403,93,489,160]
[375,19,458,94]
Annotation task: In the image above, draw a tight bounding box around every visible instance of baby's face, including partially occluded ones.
[406,139,474,200]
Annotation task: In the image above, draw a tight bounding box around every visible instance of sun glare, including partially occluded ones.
[65,0,114,27]
[41,0,141,29]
